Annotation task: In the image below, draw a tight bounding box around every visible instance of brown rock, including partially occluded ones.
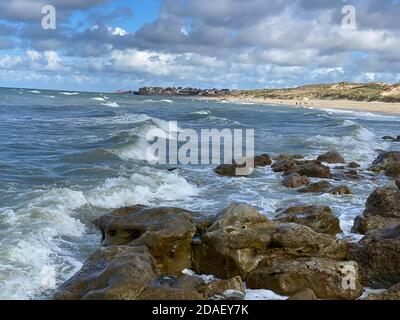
[352,214,400,234]
[247,258,363,300]
[288,288,317,300]
[298,181,332,193]
[287,160,332,179]
[281,173,310,189]
[193,204,349,279]
[214,163,252,177]
[349,162,361,169]
[275,206,342,235]
[274,154,304,161]
[317,151,345,164]
[396,179,400,190]
[94,206,210,274]
[363,187,400,219]
[254,154,272,167]
[54,246,156,300]
[272,160,297,173]
[202,276,245,299]
[371,151,400,177]
[329,185,352,196]
[349,225,400,288]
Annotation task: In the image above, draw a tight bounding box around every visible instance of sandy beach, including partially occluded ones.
[205,96,400,115]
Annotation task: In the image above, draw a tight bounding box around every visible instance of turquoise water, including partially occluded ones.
[0,87,399,299]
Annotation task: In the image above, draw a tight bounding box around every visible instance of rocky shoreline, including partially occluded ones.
[54,150,400,300]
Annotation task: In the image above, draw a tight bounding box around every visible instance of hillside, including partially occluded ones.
[231,82,400,103]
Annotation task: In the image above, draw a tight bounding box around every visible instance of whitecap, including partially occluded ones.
[59,92,79,96]
[91,97,106,101]
[101,101,119,108]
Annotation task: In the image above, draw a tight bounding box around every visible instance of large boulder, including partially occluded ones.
[317,151,346,164]
[272,160,297,173]
[193,204,349,279]
[352,187,400,234]
[349,225,400,288]
[54,246,157,300]
[275,206,342,236]
[94,206,211,274]
[281,173,310,189]
[371,151,400,177]
[254,154,272,167]
[288,288,317,300]
[247,258,363,300]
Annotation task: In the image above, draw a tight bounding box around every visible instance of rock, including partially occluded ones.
[371,151,400,177]
[274,154,304,161]
[349,225,400,288]
[333,170,362,181]
[94,206,211,274]
[348,162,361,169]
[329,185,352,196]
[286,160,332,179]
[54,246,156,300]
[247,258,363,300]
[365,283,400,300]
[317,151,346,164]
[254,154,272,167]
[202,276,245,299]
[281,173,310,189]
[136,286,204,300]
[288,288,317,300]
[352,187,400,234]
[193,204,349,279]
[334,166,345,170]
[298,181,332,193]
[214,164,250,177]
[272,160,297,173]
[363,188,400,219]
[396,136,400,142]
[396,179,400,190]
[382,136,395,141]
[275,206,341,236]
[352,215,400,234]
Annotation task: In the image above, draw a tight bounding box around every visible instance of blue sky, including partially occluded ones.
[0,0,400,92]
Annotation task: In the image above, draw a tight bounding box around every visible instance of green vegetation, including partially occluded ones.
[232,82,400,103]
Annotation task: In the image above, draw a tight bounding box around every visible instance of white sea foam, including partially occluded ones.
[59,92,79,96]
[101,101,119,108]
[91,97,106,101]
[160,99,174,103]
[29,90,41,94]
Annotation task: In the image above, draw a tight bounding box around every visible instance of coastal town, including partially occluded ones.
[116,87,230,96]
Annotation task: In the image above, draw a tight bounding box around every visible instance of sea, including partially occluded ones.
[0,87,399,299]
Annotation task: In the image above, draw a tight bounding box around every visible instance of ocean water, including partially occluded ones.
[0,87,400,300]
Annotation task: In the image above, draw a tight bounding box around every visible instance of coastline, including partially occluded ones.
[201,96,400,115]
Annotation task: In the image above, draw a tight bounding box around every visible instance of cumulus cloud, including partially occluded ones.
[0,0,399,90]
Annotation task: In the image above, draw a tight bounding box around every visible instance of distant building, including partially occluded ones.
[135,86,230,97]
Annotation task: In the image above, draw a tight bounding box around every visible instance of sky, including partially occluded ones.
[0,0,400,92]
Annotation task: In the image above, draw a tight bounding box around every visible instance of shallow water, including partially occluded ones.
[0,87,399,299]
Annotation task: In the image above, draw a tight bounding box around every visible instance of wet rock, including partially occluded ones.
[317,151,345,164]
[193,204,349,279]
[288,288,317,300]
[54,246,156,300]
[287,160,332,179]
[329,185,352,196]
[349,225,400,288]
[214,163,252,177]
[254,154,272,167]
[363,187,400,219]
[352,215,400,234]
[297,181,332,193]
[348,162,361,169]
[382,136,395,141]
[274,154,304,161]
[94,206,211,274]
[352,187,400,234]
[371,151,400,177]
[333,170,362,181]
[272,160,297,173]
[281,173,310,189]
[396,179,400,190]
[275,206,341,236]
[202,276,245,299]
[365,283,400,300]
[247,258,363,300]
